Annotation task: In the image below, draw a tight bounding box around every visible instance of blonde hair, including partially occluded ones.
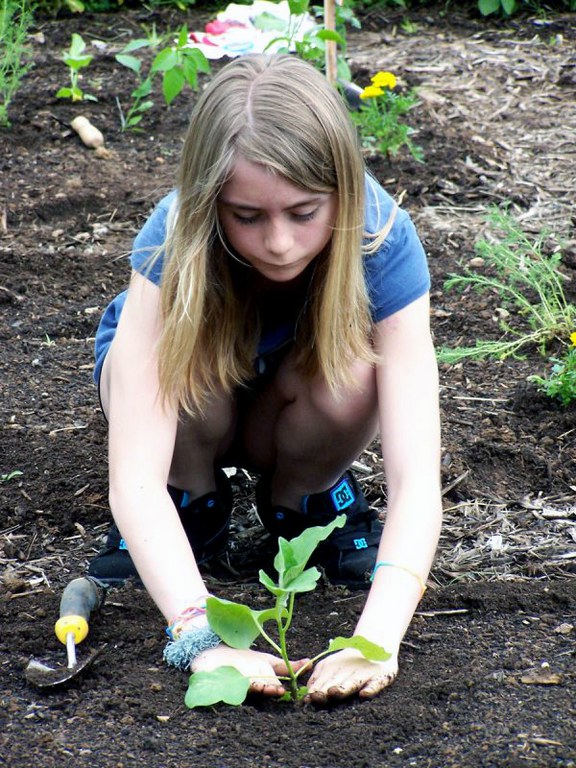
[158,54,378,416]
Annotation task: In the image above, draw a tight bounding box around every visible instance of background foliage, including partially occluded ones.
[29,0,576,18]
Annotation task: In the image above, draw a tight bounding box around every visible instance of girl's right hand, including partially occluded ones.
[191,645,310,697]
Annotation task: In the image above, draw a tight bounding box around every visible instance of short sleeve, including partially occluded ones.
[129,190,177,285]
[363,176,430,323]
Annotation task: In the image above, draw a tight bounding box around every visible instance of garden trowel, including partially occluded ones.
[25,576,106,688]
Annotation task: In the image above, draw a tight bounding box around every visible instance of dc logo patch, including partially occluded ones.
[354,538,368,550]
[330,478,355,511]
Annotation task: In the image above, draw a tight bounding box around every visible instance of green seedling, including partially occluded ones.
[1,470,23,484]
[115,25,209,130]
[185,515,390,707]
[56,33,96,102]
[114,47,154,131]
[258,0,357,81]
[150,25,210,106]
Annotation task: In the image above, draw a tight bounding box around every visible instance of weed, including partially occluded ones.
[1,470,23,484]
[529,333,576,406]
[0,0,34,126]
[437,206,575,364]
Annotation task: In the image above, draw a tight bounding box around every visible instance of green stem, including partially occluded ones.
[257,624,282,657]
[276,592,298,701]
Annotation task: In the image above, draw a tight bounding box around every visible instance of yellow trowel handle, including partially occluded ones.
[54,577,101,646]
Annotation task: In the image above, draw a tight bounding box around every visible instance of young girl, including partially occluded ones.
[88,53,442,702]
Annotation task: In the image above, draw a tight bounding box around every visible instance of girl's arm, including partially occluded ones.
[306,292,442,700]
[104,271,304,691]
[104,271,208,620]
[356,291,442,647]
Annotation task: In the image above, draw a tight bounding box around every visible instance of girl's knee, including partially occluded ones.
[283,359,378,427]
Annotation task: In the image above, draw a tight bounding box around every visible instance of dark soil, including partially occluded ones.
[1,5,575,767]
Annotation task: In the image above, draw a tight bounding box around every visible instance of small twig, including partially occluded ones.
[9,589,47,599]
[441,470,470,497]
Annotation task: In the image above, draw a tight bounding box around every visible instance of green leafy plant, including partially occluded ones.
[437,206,576,365]
[115,36,159,130]
[0,0,34,127]
[185,515,390,707]
[529,334,576,406]
[116,77,154,131]
[150,25,210,105]
[115,25,209,130]
[350,71,423,162]
[56,33,96,102]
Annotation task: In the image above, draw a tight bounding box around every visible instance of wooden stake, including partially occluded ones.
[324,0,337,85]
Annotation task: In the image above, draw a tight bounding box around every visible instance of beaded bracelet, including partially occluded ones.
[370,560,427,598]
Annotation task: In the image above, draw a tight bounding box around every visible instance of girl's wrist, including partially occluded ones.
[166,594,212,640]
[163,595,221,671]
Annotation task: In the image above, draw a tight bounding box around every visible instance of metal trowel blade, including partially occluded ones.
[25,644,107,688]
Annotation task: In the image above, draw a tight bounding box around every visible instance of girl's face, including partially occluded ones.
[217,157,338,283]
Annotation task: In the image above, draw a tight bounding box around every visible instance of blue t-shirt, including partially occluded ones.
[93,175,430,384]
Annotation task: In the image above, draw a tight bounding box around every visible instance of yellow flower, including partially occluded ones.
[360,84,384,100]
[570,331,576,347]
[371,71,397,90]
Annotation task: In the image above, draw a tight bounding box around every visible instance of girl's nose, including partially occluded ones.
[264,219,293,256]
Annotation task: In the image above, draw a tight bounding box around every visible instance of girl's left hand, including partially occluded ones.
[304,648,399,703]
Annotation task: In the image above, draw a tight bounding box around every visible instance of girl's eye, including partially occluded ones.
[233,213,259,225]
[231,209,318,225]
[292,210,317,222]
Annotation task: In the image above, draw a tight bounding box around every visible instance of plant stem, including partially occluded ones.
[276,592,299,700]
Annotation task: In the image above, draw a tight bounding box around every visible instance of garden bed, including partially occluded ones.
[1,4,575,766]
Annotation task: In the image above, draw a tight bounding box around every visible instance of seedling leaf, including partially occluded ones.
[162,67,184,105]
[206,597,262,649]
[281,566,321,594]
[327,636,391,661]
[206,597,283,649]
[275,515,346,587]
[151,47,178,73]
[259,569,288,598]
[115,54,142,74]
[185,666,250,707]
[315,29,346,45]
